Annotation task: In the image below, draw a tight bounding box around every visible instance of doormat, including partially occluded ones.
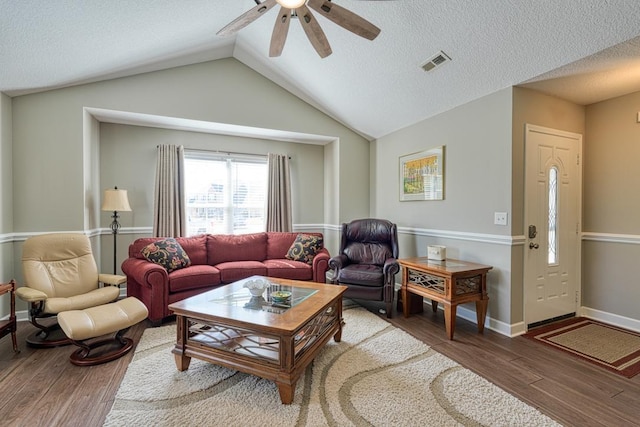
[524,317,640,378]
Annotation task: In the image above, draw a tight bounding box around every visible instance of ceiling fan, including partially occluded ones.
[217,0,381,58]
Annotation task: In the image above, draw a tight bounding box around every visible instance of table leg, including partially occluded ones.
[333,299,343,342]
[431,299,438,313]
[402,287,410,318]
[475,298,489,333]
[174,353,191,371]
[277,381,296,404]
[443,304,457,340]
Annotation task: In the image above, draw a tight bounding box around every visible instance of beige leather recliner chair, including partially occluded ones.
[17,233,125,347]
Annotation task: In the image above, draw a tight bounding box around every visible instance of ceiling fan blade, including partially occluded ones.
[217,0,277,36]
[270,7,292,57]
[307,0,381,40]
[297,5,332,58]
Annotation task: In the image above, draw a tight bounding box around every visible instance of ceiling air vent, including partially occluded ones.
[421,51,451,72]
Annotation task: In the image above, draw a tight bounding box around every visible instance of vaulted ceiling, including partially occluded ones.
[2,0,640,139]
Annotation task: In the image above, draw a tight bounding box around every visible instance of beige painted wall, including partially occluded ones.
[1,93,14,318]
[99,123,326,228]
[582,91,640,319]
[372,88,515,325]
[374,89,513,234]
[1,93,12,234]
[584,91,640,233]
[11,58,369,234]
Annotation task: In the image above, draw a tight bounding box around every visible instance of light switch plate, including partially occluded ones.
[494,212,508,226]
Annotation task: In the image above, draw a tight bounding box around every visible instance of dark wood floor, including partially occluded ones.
[2,303,640,427]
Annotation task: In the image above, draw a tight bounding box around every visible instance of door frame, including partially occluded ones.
[523,123,583,328]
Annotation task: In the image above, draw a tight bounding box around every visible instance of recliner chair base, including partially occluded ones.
[26,322,72,348]
[68,333,134,366]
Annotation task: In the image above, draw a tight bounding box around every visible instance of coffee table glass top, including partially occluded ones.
[208,276,318,314]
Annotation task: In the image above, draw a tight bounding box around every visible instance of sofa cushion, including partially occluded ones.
[215,261,267,283]
[266,232,299,259]
[140,238,191,273]
[286,234,323,265]
[174,235,208,265]
[337,264,384,287]
[129,235,207,265]
[208,233,267,265]
[264,259,313,281]
[168,265,221,293]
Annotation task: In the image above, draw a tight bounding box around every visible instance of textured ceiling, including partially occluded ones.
[2,0,640,139]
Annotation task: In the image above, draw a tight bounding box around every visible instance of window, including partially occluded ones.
[548,166,558,264]
[184,152,267,235]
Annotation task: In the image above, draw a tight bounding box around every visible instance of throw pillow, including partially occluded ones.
[140,238,191,273]
[286,234,323,265]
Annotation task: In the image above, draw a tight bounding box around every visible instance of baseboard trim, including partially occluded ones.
[454,304,516,337]
[580,306,640,333]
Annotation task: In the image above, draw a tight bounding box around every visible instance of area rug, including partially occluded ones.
[525,317,640,378]
[104,307,559,426]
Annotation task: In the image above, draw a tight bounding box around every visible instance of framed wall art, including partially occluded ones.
[399,146,444,201]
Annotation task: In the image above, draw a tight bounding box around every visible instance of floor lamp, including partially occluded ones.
[102,187,132,274]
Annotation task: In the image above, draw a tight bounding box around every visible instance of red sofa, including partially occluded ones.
[122,232,329,324]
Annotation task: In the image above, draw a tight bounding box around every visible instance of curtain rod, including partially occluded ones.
[177,147,291,159]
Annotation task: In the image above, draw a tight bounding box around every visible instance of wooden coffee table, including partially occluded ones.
[168,276,347,404]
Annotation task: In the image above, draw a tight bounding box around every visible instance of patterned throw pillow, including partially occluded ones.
[140,238,191,273]
[286,234,323,265]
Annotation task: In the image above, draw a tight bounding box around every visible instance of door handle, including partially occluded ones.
[529,242,539,249]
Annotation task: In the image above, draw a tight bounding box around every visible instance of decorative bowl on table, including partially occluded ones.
[244,278,269,296]
[271,290,292,304]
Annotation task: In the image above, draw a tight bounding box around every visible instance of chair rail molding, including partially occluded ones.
[5,229,639,246]
[582,232,640,245]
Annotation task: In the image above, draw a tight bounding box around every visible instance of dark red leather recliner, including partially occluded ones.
[329,218,399,318]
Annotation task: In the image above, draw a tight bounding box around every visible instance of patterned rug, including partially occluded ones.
[525,317,640,378]
[104,307,559,426]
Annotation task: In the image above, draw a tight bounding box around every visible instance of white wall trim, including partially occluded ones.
[455,304,516,337]
[419,302,640,337]
[580,306,640,333]
[398,226,524,246]
[85,107,338,146]
[582,232,640,245]
[10,227,638,247]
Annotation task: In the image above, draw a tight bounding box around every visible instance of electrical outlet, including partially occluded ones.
[494,212,508,226]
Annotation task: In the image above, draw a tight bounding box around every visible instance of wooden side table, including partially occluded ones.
[399,258,492,340]
[0,280,18,352]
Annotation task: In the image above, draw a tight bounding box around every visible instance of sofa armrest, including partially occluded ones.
[311,248,330,283]
[121,258,168,289]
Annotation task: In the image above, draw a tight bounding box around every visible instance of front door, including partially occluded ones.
[524,124,582,327]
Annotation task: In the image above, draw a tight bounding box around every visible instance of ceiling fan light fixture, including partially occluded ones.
[276,0,306,8]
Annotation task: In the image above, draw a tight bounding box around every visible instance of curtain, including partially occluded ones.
[153,145,186,237]
[266,153,292,232]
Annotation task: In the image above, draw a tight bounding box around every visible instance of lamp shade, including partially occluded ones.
[102,188,132,212]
